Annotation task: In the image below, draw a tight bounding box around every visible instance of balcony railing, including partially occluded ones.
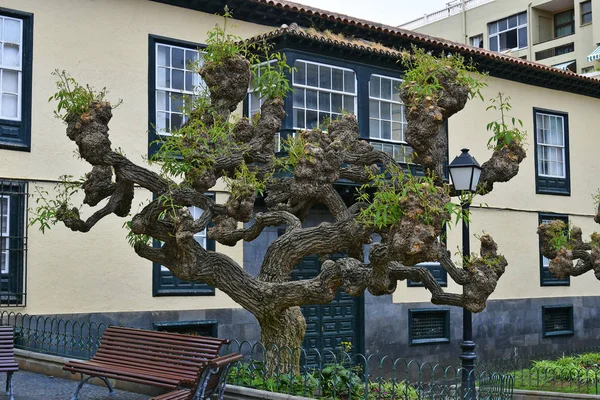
[399,0,495,30]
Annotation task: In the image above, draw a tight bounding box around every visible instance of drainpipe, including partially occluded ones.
[528,2,533,60]
[462,0,467,44]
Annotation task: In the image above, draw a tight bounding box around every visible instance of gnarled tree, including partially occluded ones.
[36,26,527,372]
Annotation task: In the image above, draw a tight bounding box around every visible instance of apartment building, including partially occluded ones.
[401,0,600,74]
[1,0,600,365]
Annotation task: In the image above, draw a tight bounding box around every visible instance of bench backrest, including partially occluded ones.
[94,326,230,370]
[0,326,15,359]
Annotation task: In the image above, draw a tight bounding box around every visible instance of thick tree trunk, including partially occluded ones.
[259,306,306,375]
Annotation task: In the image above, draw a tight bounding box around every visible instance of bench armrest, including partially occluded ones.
[208,353,243,369]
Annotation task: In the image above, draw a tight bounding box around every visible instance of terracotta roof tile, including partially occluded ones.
[247,0,597,85]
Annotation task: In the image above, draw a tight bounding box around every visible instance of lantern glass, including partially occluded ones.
[448,148,482,193]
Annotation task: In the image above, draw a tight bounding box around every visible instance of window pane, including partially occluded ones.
[319,66,331,89]
[391,104,403,121]
[172,69,184,90]
[344,70,355,93]
[392,122,402,141]
[2,69,18,93]
[369,100,379,118]
[306,63,318,87]
[343,96,354,114]
[583,13,592,24]
[171,93,183,113]
[185,72,194,91]
[157,45,170,66]
[294,109,305,129]
[332,68,344,91]
[498,19,507,31]
[381,78,392,100]
[392,81,401,99]
[370,76,381,98]
[3,43,19,67]
[156,112,168,132]
[319,92,330,112]
[489,37,498,51]
[381,121,391,140]
[583,1,592,13]
[381,102,391,120]
[489,22,498,34]
[171,113,183,130]
[172,48,185,69]
[306,89,317,109]
[1,93,17,118]
[518,12,528,25]
[369,119,380,138]
[294,61,306,85]
[518,27,528,48]
[331,93,343,113]
[185,50,197,68]
[306,110,318,128]
[293,88,304,107]
[508,15,518,28]
[157,67,169,88]
[156,91,168,111]
[4,19,20,44]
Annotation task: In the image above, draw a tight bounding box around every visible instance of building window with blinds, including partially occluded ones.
[534,109,570,195]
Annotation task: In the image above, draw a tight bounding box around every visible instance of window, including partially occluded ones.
[582,66,595,74]
[292,60,356,130]
[554,9,575,38]
[153,200,215,296]
[368,75,412,163]
[534,109,570,195]
[470,34,484,48]
[538,213,570,286]
[581,1,592,25]
[0,180,26,306]
[148,35,203,153]
[488,12,528,52]
[542,305,573,337]
[409,309,450,345]
[535,43,575,61]
[0,9,33,151]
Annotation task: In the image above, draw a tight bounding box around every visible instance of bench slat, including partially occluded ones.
[150,389,192,400]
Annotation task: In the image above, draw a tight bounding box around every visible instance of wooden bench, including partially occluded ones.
[63,326,240,400]
[0,326,18,400]
[150,353,243,400]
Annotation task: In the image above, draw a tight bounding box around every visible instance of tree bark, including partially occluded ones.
[258,307,306,375]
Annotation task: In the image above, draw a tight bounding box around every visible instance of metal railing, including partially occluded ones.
[225,341,514,399]
[0,311,107,359]
[478,346,600,396]
[399,0,495,30]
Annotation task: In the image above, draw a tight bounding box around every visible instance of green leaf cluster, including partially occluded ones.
[274,134,311,173]
[545,220,572,251]
[123,220,151,248]
[356,165,464,229]
[400,46,487,104]
[224,162,270,198]
[246,43,294,101]
[29,175,82,232]
[203,7,243,66]
[485,93,527,150]
[48,69,121,122]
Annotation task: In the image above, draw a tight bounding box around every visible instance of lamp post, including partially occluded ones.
[448,148,482,400]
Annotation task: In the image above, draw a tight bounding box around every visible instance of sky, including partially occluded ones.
[292,0,456,27]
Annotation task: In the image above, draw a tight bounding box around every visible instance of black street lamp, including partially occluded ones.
[448,148,482,400]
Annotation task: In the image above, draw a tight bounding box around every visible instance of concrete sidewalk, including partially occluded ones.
[0,370,150,400]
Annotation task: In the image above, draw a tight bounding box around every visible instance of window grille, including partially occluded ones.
[543,306,573,337]
[0,180,27,306]
[409,309,450,345]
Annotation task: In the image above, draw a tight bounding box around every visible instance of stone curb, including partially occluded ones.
[513,389,600,399]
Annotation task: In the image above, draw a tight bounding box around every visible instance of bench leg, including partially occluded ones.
[71,375,114,400]
[6,371,13,400]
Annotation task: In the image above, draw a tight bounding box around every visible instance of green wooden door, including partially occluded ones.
[291,255,363,365]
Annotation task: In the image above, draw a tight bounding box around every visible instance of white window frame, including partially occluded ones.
[368,74,412,163]
[0,195,9,274]
[536,112,566,179]
[0,16,23,121]
[155,42,203,136]
[488,12,528,52]
[470,34,484,48]
[292,59,357,131]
